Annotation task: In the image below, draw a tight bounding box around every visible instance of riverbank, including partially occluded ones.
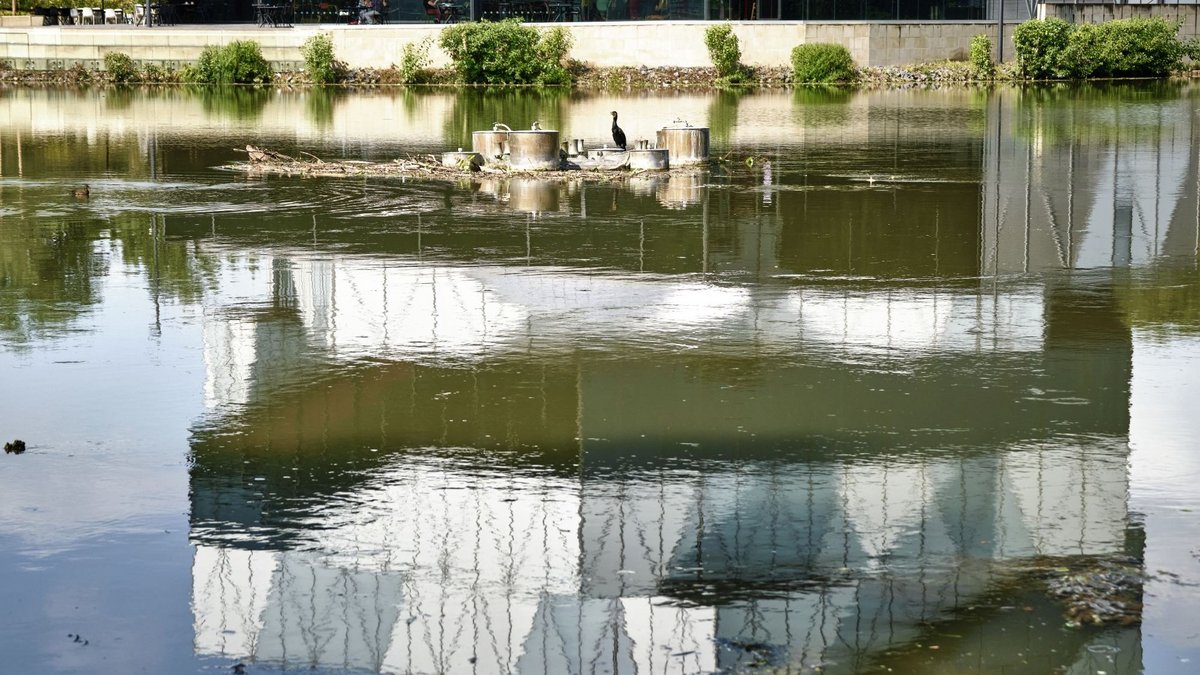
[0,61,998,89]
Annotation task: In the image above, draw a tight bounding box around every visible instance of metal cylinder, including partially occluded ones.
[508,130,561,171]
[656,124,710,166]
[628,148,669,171]
[472,130,509,163]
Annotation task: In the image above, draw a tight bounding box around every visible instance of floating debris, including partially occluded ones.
[1025,557,1147,627]
[229,145,667,185]
[4,439,25,454]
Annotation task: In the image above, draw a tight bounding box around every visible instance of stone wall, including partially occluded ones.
[0,20,1015,71]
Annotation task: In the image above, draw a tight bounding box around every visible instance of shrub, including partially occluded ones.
[140,63,182,83]
[399,36,434,84]
[439,19,572,85]
[791,43,856,83]
[969,34,994,79]
[104,51,138,83]
[1186,36,1200,63]
[1090,17,1184,77]
[65,62,91,82]
[301,33,342,84]
[1016,17,1186,80]
[704,23,749,83]
[1013,18,1074,79]
[192,40,273,84]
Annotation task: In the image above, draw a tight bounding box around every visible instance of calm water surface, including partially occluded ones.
[1,84,1198,674]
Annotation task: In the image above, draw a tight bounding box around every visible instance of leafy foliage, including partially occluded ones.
[1086,18,1185,77]
[399,36,434,84]
[103,51,138,83]
[140,63,183,84]
[301,33,343,84]
[791,43,857,83]
[969,34,994,79]
[1185,36,1200,62]
[1015,17,1186,80]
[191,40,273,85]
[1013,18,1074,79]
[704,23,750,84]
[439,19,572,85]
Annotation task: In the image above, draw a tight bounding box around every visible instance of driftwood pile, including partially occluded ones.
[231,145,640,184]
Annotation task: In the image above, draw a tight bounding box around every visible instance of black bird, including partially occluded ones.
[610,111,627,151]
[5,439,25,454]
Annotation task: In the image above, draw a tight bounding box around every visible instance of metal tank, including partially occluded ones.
[627,148,669,171]
[656,120,709,167]
[508,122,561,171]
[472,123,510,163]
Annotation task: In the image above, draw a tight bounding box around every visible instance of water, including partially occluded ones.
[1,83,1198,674]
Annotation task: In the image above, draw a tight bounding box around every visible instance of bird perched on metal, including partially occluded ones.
[610,111,627,151]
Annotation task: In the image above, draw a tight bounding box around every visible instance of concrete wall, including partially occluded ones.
[0,20,1015,71]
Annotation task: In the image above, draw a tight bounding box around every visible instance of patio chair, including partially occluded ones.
[80,7,95,24]
[133,3,145,23]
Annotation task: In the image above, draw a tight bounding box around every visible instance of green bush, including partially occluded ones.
[399,36,434,84]
[140,63,182,83]
[1013,18,1074,79]
[791,43,856,83]
[192,40,273,85]
[439,19,572,85]
[301,33,342,84]
[1090,18,1184,77]
[1185,36,1200,62]
[1015,17,1185,79]
[969,34,994,79]
[104,51,138,83]
[704,23,749,83]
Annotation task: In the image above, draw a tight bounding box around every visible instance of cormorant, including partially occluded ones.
[610,111,627,151]
[72,184,90,198]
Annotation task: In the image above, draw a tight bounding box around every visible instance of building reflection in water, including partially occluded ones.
[190,258,1135,674]
[184,88,1192,674]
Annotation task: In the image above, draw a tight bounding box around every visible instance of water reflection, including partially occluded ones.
[984,84,1200,273]
[2,85,1198,674]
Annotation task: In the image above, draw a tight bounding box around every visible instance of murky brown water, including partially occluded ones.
[1,84,1198,674]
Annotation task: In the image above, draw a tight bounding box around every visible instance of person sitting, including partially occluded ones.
[358,0,383,23]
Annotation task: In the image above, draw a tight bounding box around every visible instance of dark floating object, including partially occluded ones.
[610,110,627,151]
[232,664,246,674]
[4,439,25,454]
[71,184,90,198]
